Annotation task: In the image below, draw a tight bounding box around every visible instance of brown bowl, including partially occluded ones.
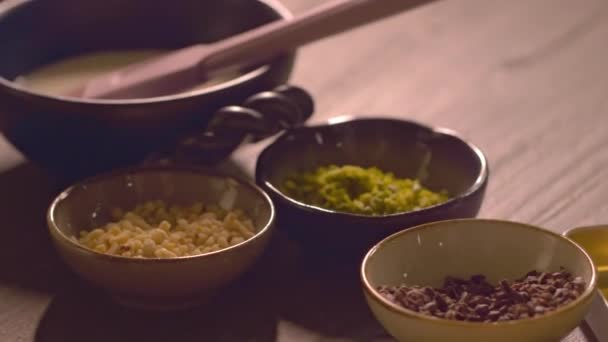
[47,167,275,310]
[255,117,489,258]
[0,0,295,181]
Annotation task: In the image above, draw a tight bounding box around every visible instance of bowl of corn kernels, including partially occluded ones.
[47,166,275,310]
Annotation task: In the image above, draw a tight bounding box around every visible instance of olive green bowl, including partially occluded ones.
[563,225,608,338]
[563,225,608,287]
[361,219,597,342]
[47,167,275,310]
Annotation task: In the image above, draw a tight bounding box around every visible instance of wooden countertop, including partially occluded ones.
[1,0,607,341]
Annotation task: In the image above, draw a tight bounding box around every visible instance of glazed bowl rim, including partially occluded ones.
[47,165,276,264]
[562,224,608,238]
[0,0,293,105]
[360,218,598,327]
[256,115,489,220]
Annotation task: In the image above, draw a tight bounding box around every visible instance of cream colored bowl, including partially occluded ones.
[361,219,597,342]
[48,167,275,310]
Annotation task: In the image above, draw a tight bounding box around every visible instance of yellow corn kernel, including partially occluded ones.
[94,244,107,253]
[158,220,171,232]
[75,203,256,259]
[107,223,121,235]
[196,233,209,245]
[142,238,156,257]
[243,220,255,231]
[170,232,184,241]
[88,228,105,239]
[155,248,177,258]
[163,241,177,250]
[205,236,216,246]
[119,220,134,231]
[111,232,131,244]
[97,234,111,244]
[125,212,151,230]
[150,228,167,244]
[218,236,229,248]
[107,242,119,255]
[230,236,245,245]
[176,245,189,256]
[183,224,197,236]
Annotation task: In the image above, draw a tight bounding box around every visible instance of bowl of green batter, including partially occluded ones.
[255,117,489,258]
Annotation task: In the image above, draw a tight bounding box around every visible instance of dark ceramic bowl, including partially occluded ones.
[0,0,295,181]
[255,116,489,257]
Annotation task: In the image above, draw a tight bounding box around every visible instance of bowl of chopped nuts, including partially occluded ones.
[361,219,597,342]
[255,117,489,258]
[47,166,275,310]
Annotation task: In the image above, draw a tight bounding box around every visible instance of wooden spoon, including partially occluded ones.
[69,0,437,99]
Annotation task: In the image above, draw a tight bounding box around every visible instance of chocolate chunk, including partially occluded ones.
[377,270,585,322]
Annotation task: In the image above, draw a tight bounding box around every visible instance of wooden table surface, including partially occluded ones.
[1,0,608,341]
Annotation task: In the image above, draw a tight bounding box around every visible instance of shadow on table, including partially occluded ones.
[35,280,279,342]
[0,161,77,293]
[35,233,282,342]
[34,232,391,342]
[580,324,600,342]
[269,250,391,342]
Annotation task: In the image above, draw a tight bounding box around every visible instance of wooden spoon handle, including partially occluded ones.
[76,0,436,99]
[204,0,436,70]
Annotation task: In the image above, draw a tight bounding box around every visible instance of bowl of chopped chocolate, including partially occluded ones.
[360,219,597,342]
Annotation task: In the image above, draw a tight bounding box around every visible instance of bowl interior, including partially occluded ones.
[0,0,284,81]
[50,168,273,239]
[258,118,486,203]
[565,226,608,270]
[363,220,595,290]
[565,225,608,292]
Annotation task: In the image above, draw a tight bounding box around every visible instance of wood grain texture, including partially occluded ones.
[0,0,607,341]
